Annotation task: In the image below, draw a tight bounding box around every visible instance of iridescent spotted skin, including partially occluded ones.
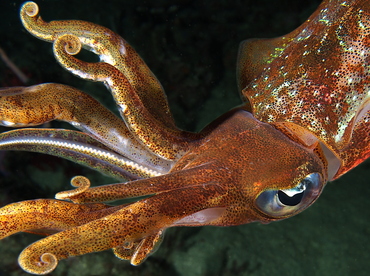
[0,0,369,274]
[238,0,370,177]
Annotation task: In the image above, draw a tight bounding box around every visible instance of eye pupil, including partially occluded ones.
[255,172,323,218]
[278,190,304,206]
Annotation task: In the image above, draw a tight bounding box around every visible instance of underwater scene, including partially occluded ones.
[0,0,369,275]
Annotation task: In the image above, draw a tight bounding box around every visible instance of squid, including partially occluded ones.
[0,0,369,274]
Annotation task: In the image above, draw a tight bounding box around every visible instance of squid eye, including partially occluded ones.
[255,173,323,218]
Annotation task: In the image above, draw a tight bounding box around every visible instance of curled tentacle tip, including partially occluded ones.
[55,175,90,200]
[54,34,82,56]
[19,252,58,275]
[21,2,39,17]
[70,175,91,188]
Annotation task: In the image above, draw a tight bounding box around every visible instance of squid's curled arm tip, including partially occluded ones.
[21,2,39,18]
[55,175,91,201]
[18,250,58,275]
[54,34,82,56]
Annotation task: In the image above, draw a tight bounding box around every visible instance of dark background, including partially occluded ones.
[0,1,369,275]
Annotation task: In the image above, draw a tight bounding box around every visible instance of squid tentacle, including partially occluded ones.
[0,85,173,173]
[17,184,226,274]
[0,128,165,179]
[53,34,200,160]
[56,163,220,203]
[20,1,175,129]
[0,199,121,240]
[113,230,165,266]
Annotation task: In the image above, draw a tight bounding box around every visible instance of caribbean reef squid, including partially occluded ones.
[0,0,369,274]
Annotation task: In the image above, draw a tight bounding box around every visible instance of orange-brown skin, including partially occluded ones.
[239,0,370,177]
[0,0,369,274]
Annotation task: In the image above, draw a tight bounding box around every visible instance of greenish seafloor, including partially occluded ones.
[0,0,369,275]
